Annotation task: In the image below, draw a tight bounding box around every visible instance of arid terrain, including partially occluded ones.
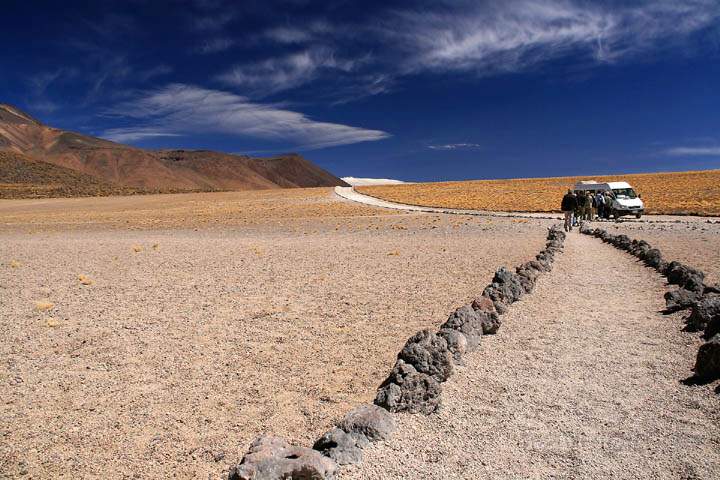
[1,187,719,479]
[359,170,720,216]
[0,188,548,478]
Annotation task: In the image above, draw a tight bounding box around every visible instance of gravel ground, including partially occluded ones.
[340,232,720,480]
[0,191,549,479]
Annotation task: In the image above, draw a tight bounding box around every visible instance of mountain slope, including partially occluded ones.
[0,151,140,199]
[0,103,348,192]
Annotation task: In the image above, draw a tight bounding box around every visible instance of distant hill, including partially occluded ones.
[0,103,348,196]
[0,151,139,199]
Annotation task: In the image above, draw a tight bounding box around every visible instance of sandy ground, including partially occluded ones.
[0,189,550,478]
[341,232,720,479]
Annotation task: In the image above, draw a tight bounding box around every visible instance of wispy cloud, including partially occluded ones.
[263,22,333,44]
[217,47,358,96]
[102,130,183,143]
[381,0,720,75]
[194,37,236,54]
[102,84,390,149]
[428,143,481,150]
[664,146,720,156]
[192,12,235,31]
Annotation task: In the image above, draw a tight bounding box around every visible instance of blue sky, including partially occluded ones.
[2,0,720,181]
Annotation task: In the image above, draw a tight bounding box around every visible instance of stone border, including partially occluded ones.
[579,225,720,386]
[225,225,567,479]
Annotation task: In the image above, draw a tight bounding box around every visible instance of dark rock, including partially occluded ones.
[705,314,720,340]
[667,263,705,288]
[642,248,664,270]
[631,240,651,258]
[694,334,720,381]
[515,272,536,294]
[664,289,700,313]
[613,235,632,250]
[375,361,442,414]
[337,403,395,442]
[437,328,467,364]
[492,267,525,302]
[471,296,496,314]
[686,294,720,332]
[229,435,338,480]
[482,285,510,314]
[313,428,363,465]
[398,330,453,382]
[441,305,484,350]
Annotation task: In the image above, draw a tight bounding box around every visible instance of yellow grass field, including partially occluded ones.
[358,170,720,216]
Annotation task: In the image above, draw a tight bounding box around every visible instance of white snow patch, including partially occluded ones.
[341,177,406,186]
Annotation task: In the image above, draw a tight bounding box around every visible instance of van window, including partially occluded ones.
[612,188,637,199]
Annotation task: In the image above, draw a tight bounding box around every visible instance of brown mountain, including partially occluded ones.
[0,151,139,199]
[0,103,348,193]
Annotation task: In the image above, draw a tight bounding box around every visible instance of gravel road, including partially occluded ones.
[340,232,720,479]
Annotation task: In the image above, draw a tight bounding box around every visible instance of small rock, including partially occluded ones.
[441,305,484,350]
[686,294,720,332]
[694,334,720,381]
[664,289,699,313]
[375,366,442,415]
[313,428,363,465]
[437,328,467,364]
[398,329,454,382]
[229,435,337,480]
[337,404,395,442]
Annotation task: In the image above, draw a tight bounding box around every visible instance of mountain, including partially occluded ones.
[0,150,139,199]
[0,103,348,193]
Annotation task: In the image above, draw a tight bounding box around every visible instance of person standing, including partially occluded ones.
[561,189,578,232]
[595,191,605,220]
[574,191,584,226]
[583,191,593,221]
[603,191,613,219]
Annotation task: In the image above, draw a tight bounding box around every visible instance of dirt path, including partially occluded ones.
[341,232,720,479]
[335,186,720,224]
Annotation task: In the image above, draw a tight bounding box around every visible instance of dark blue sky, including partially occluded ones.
[3,0,720,181]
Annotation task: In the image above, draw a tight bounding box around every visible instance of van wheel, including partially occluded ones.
[635,213,642,219]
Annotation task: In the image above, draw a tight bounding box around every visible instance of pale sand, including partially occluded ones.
[0,189,549,478]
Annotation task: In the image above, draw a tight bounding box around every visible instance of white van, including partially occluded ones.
[573,180,645,219]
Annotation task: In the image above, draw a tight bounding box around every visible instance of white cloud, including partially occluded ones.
[381,0,720,74]
[102,84,390,149]
[428,143,481,150]
[664,146,720,156]
[217,47,357,96]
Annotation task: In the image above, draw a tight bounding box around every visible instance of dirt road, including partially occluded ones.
[341,232,720,479]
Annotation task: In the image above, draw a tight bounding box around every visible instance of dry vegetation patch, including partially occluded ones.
[358,169,720,216]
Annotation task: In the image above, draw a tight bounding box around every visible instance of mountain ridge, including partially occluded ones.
[0,104,348,194]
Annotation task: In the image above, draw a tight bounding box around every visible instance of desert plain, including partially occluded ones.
[1,186,719,479]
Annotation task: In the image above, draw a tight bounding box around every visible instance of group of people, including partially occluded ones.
[560,189,615,232]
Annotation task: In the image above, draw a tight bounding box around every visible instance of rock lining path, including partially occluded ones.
[340,232,720,479]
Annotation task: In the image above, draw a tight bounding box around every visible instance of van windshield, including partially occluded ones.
[612,188,637,199]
